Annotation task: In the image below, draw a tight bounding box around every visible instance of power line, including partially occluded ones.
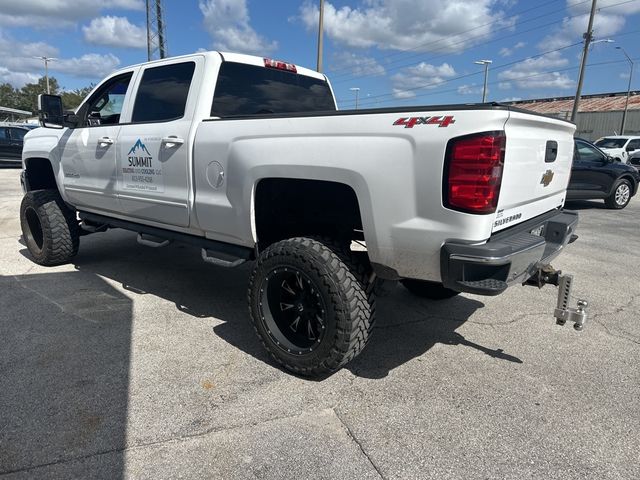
[328,0,639,83]
[345,41,583,104]
[327,0,591,80]
[338,57,640,108]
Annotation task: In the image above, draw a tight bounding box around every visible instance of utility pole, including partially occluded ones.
[350,87,360,109]
[316,0,325,72]
[616,46,634,134]
[474,59,492,103]
[146,0,168,61]
[34,56,56,94]
[571,0,598,122]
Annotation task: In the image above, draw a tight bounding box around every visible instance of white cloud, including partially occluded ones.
[498,52,574,90]
[331,52,385,77]
[300,0,511,53]
[540,0,640,51]
[499,41,526,57]
[54,54,121,79]
[0,0,144,28]
[499,96,522,102]
[199,0,277,55]
[0,31,120,86]
[391,62,456,99]
[0,67,39,88]
[83,16,146,49]
[457,84,484,95]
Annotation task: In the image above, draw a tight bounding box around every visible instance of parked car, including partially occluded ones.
[568,138,640,209]
[0,125,34,166]
[594,135,640,163]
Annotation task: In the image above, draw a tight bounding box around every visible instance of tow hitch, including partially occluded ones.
[525,264,588,331]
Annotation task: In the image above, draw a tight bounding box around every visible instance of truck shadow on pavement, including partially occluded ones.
[19,229,522,384]
[0,270,131,478]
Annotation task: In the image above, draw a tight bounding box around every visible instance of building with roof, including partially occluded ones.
[506,91,640,141]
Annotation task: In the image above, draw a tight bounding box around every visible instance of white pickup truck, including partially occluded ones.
[20,51,584,376]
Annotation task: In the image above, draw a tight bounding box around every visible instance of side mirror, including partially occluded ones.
[626,146,635,152]
[38,94,64,129]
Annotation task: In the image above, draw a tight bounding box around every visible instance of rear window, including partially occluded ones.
[595,138,627,148]
[211,62,335,117]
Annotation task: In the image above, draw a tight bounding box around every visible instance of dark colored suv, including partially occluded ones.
[568,138,640,209]
[0,126,32,166]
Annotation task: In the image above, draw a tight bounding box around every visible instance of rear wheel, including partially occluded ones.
[248,237,374,376]
[20,189,79,265]
[605,179,632,209]
[401,279,459,300]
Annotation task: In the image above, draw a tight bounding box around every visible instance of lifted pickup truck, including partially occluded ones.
[21,51,584,376]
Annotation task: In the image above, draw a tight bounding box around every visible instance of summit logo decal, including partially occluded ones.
[128,138,151,156]
[127,139,153,167]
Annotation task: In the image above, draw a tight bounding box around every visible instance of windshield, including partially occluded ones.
[595,138,627,148]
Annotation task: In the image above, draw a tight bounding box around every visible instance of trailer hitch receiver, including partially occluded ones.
[525,264,588,331]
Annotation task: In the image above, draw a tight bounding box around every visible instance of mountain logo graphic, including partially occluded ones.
[128,139,151,156]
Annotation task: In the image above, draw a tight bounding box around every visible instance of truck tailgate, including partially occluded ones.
[494,110,576,232]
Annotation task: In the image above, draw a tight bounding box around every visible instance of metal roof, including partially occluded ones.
[506,91,640,115]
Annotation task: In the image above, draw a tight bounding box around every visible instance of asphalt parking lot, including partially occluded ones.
[1,166,639,480]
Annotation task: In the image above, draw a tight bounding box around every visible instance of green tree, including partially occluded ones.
[0,83,19,110]
[61,85,94,110]
[15,77,60,112]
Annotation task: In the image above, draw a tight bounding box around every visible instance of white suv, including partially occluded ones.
[594,136,640,163]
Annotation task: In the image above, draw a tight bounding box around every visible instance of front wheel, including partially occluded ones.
[20,189,79,265]
[605,179,632,209]
[248,237,374,377]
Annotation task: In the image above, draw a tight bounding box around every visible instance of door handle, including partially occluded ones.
[161,136,185,148]
[98,137,114,147]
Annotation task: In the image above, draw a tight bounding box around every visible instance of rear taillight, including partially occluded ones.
[444,131,505,214]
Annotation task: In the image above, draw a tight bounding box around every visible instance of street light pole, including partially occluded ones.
[571,0,598,122]
[316,0,325,72]
[474,60,492,103]
[616,46,634,135]
[350,87,360,109]
[34,56,56,94]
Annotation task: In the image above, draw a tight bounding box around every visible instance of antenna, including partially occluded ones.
[146,0,167,61]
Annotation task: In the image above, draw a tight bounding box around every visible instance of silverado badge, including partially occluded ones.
[540,169,554,187]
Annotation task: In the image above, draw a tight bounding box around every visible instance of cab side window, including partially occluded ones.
[84,73,133,126]
[131,62,195,123]
[576,140,605,163]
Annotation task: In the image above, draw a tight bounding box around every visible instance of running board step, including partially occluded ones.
[457,279,508,295]
[137,233,171,248]
[201,248,246,268]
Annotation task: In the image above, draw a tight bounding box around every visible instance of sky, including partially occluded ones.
[0,0,639,109]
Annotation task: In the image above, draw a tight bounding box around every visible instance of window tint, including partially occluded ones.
[627,139,640,150]
[576,140,605,162]
[132,62,195,123]
[211,62,336,117]
[85,73,132,126]
[594,138,626,148]
[10,128,27,141]
[0,128,7,140]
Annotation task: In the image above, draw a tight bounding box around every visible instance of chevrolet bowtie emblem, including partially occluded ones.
[540,169,554,187]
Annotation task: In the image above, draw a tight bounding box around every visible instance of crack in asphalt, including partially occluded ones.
[333,408,386,480]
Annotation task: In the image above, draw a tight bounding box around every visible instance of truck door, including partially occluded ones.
[116,59,200,227]
[62,72,134,213]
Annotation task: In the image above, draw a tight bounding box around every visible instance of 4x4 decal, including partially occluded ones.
[393,115,455,128]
